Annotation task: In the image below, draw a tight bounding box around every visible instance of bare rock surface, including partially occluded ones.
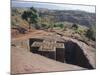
[11,46,84,74]
[62,36,96,68]
[11,30,95,74]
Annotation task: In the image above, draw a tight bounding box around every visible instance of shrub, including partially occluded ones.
[59,24,64,28]
[72,23,79,30]
[41,23,49,29]
[85,25,96,41]
[54,23,64,28]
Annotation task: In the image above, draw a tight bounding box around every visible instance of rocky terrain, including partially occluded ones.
[11,4,96,74]
[11,46,84,74]
[11,30,96,74]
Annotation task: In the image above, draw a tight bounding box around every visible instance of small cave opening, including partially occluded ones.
[64,41,93,69]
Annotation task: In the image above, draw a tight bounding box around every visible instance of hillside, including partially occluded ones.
[37,8,96,27]
[11,6,96,74]
[11,7,96,46]
[12,7,96,27]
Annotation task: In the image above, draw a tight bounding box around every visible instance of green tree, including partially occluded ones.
[86,25,96,41]
[59,24,64,28]
[21,7,40,30]
[72,23,78,30]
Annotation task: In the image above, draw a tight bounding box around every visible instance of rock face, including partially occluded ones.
[62,37,96,69]
[29,37,95,69]
[11,46,84,74]
[11,39,30,51]
[11,33,96,74]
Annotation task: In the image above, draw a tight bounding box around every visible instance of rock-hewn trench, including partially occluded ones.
[64,41,93,69]
[29,38,94,69]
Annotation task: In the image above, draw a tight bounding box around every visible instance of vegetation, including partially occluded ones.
[21,7,40,30]
[11,7,96,43]
[72,23,79,30]
[54,23,64,28]
[85,25,96,41]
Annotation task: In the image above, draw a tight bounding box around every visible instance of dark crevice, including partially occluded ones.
[64,41,93,69]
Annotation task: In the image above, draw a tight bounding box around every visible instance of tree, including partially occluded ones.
[21,7,40,31]
[48,16,55,31]
[72,23,78,30]
[86,25,96,41]
[59,24,64,28]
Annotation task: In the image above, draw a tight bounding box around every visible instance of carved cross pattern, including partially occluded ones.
[31,39,64,51]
